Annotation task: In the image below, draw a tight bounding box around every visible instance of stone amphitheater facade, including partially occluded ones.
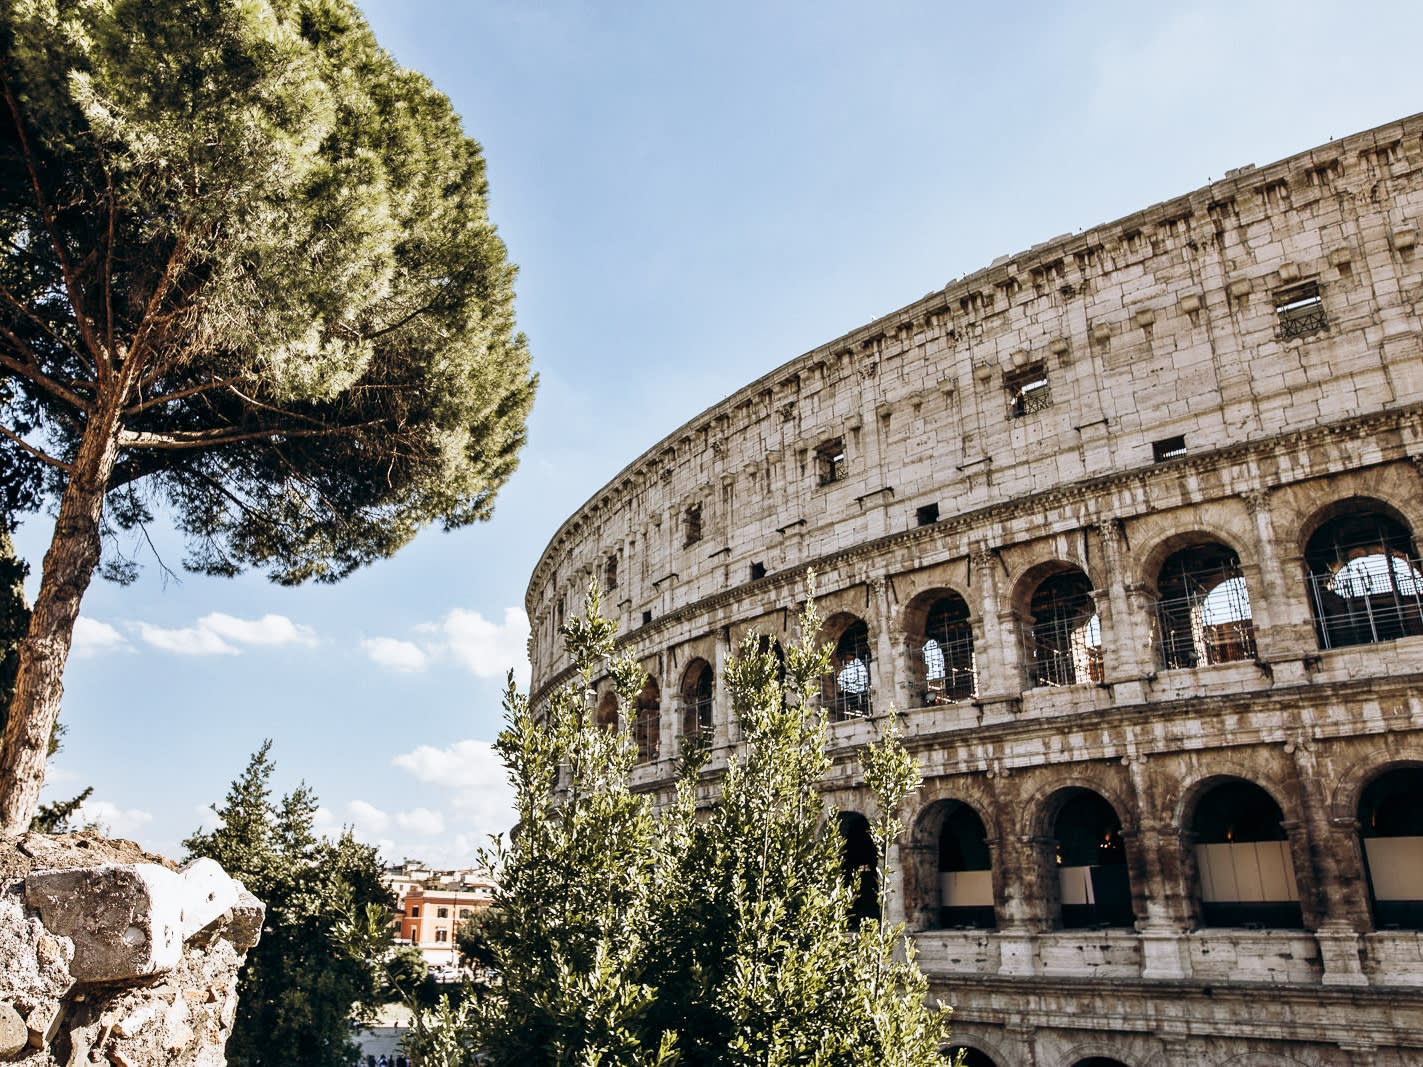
[526,113,1423,1066]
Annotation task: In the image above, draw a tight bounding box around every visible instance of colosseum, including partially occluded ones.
[526,112,1423,1065]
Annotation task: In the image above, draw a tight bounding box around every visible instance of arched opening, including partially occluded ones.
[1192,779,1302,928]
[837,811,880,925]
[594,690,618,729]
[1154,542,1255,668]
[1023,570,1102,687]
[1052,790,1133,928]
[821,617,873,721]
[633,678,660,763]
[1306,509,1423,648]
[921,594,976,704]
[949,1049,999,1067]
[1359,766,1423,929]
[680,659,714,740]
[937,801,994,929]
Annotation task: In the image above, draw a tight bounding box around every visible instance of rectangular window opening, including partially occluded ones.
[1152,435,1187,462]
[1275,281,1327,339]
[684,504,703,546]
[916,503,940,526]
[750,561,766,581]
[1006,363,1051,418]
[816,438,847,486]
[641,609,653,626]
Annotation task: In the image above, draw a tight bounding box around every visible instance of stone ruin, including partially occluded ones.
[0,832,261,1065]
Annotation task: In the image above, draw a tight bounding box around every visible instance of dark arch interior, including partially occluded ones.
[681,660,714,739]
[1191,779,1301,928]
[1155,542,1255,668]
[1305,510,1423,648]
[824,618,873,720]
[837,811,880,925]
[633,679,660,762]
[1027,570,1102,687]
[922,594,975,704]
[950,1048,999,1067]
[1052,790,1132,929]
[937,802,995,929]
[1360,767,1423,929]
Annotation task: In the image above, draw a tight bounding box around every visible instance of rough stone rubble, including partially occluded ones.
[0,833,261,1066]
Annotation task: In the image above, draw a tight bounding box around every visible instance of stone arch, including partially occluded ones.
[1130,508,1262,583]
[679,658,714,740]
[949,1046,1002,1067]
[1355,763,1423,929]
[1299,498,1423,649]
[1022,773,1136,843]
[1043,786,1135,929]
[1011,563,1103,688]
[902,587,977,706]
[1186,776,1303,928]
[1147,539,1257,670]
[633,676,660,762]
[836,810,880,925]
[594,689,619,729]
[911,797,996,930]
[819,612,874,720]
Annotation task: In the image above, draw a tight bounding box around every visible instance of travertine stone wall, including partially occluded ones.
[528,114,1423,1066]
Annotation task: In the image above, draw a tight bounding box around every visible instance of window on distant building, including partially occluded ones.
[1275,281,1328,339]
[411,906,420,918]
[459,908,473,919]
[435,929,448,943]
[816,438,847,485]
[437,907,449,918]
[604,554,618,591]
[684,503,703,546]
[1006,363,1051,417]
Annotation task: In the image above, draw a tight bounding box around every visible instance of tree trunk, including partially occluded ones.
[0,393,124,834]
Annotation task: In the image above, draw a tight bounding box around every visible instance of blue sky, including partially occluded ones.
[13,0,1423,865]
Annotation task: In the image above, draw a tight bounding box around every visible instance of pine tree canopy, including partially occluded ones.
[0,0,535,829]
[0,0,535,580]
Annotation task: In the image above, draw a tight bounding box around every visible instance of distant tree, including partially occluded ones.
[462,583,955,1066]
[0,0,536,831]
[185,742,395,1067]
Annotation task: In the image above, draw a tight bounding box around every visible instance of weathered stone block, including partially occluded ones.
[25,864,183,982]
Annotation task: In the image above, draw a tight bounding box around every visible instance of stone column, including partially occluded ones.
[868,576,899,715]
[1241,488,1315,681]
[1127,756,1192,979]
[1289,739,1370,985]
[1097,518,1152,703]
[971,545,1022,721]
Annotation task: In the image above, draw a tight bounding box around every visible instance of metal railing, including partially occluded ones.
[1020,618,1103,688]
[1308,554,1423,649]
[1154,578,1257,670]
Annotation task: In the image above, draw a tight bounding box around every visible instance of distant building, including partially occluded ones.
[384,862,495,968]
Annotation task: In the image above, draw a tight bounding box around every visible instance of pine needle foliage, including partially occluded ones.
[465,581,956,1067]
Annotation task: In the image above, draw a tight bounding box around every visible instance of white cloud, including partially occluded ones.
[135,612,317,656]
[201,612,318,648]
[440,607,531,686]
[361,637,429,673]
[395,807,445,837]
[393,739,515,841]
[77,799,154,838]
[71,617,130,658]
[364,606,530,685]
[347,799,391,835]
[136,621,238,656]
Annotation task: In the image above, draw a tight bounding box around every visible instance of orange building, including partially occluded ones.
[395,879,495,968]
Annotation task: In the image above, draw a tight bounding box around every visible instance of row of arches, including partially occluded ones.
[589,503,1423,749]
[911,766,1423,933]
[817,503,1422,713]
